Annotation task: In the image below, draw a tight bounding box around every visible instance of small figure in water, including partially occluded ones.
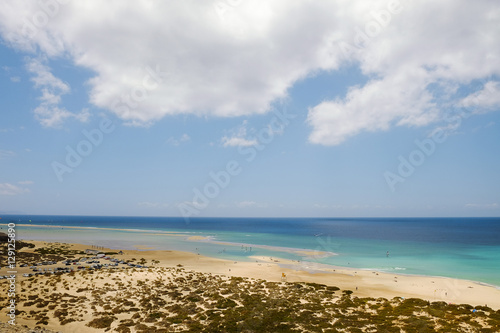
[386,251,390,257]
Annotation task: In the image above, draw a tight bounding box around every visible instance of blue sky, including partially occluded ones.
[0,0,499,217]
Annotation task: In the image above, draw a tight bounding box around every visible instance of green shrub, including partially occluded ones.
[87,316,115,329]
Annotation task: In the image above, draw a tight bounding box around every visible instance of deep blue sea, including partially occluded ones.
[2,215,499,286]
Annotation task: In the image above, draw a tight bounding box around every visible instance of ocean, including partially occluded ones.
[2,215,500,287]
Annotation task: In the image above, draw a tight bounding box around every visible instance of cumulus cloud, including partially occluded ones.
[307,0,500,145]
[26,58,90,127]
[0,0,349,125]
[0,183,30,196]
[308,70,438,145]
[0,0,498,142]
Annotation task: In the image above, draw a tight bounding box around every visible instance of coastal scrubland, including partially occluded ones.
[1,241,499,332]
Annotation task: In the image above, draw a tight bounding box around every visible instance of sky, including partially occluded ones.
[0,0,499,218]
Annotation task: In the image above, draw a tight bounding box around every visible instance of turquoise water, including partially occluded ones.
[3,215,500,287]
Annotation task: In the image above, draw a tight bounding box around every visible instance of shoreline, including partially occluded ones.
[356,267,500,290]
[3,240,500,310]
[1,239,500,332]
[12,223,500,290]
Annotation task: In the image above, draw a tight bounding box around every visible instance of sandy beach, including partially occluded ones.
[4,240,500,309]
[1,240,499,332]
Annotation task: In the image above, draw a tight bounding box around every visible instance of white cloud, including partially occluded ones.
[0,1,498,143]
[0,0,348,125]
[236,201,257,208]
[0,150,15,159]
[26,58,90,128]
[10,76,20,82]
[307,0,500,145]
[235,200,267,208]
[221,111,287,147]
[18,180,34,185]
[313,203,330,209]
[221,120,258,147]
[27,58,69,92]
[308,71,438,145]
[458,81,500,112]
[465,203,498,209]
[0,183,30,196]
[222,136,258,148]
[166,133,191,146]
[138,201,169,208]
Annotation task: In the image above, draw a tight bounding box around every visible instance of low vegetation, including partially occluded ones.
[0,266,498,332]
[1,242,499,332]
